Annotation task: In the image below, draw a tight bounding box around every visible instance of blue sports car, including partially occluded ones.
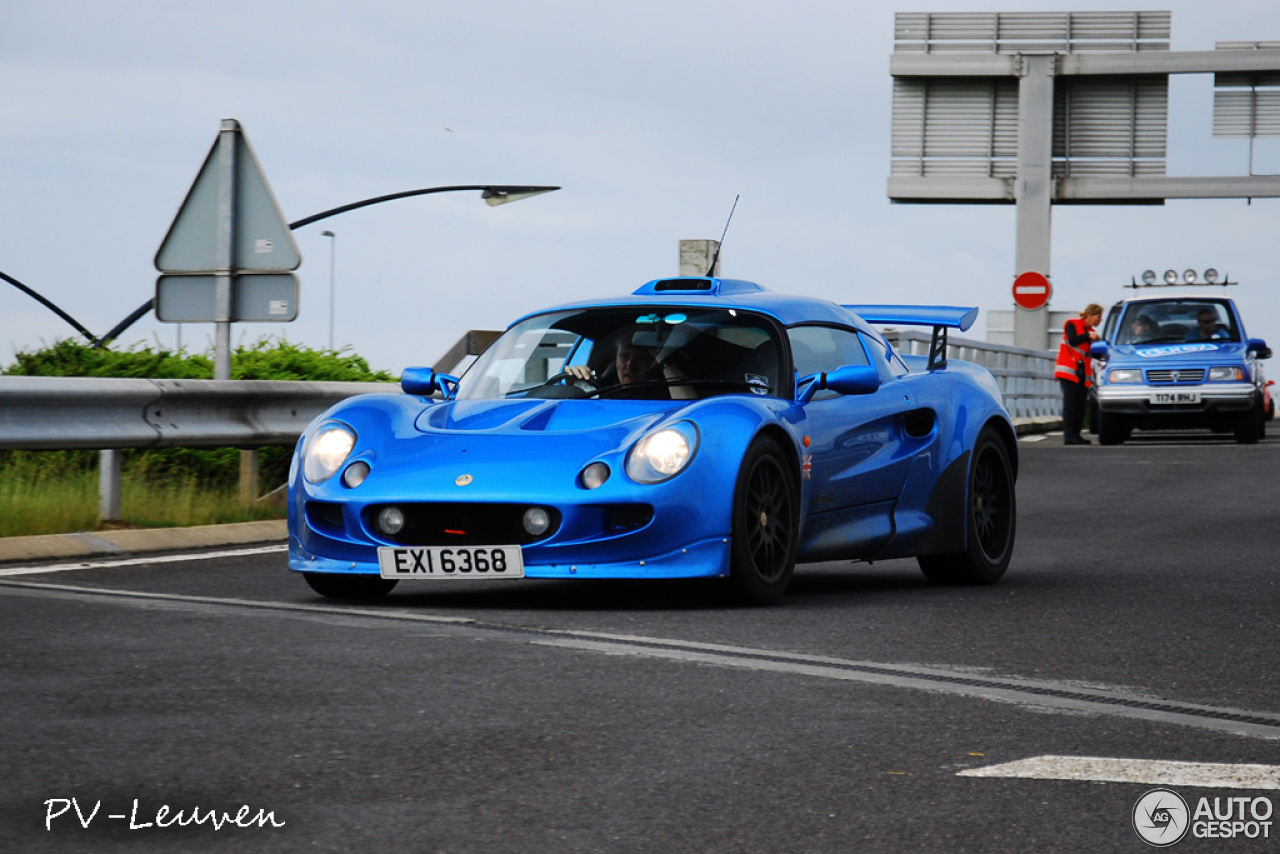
[287,276,1017,604]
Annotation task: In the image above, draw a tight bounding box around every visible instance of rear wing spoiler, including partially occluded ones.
[842,304,979,370]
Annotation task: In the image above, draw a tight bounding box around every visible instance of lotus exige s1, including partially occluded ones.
[288,276,1017,605]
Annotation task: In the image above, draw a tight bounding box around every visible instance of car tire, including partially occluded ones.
[1234,403,1262,444]
[728,437,798,606]
[917,425,1015,585]
[303,572,398,599]
[1097,411,1129,445]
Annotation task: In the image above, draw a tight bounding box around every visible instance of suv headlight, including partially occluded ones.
[626,421,699,483]
[1107,368,1143,384]
[303,423,356,483]
[1209,366,1244,382]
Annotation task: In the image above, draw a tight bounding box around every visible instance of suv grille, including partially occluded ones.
[1147,368,1205,384]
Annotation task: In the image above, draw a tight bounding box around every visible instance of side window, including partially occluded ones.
[788,326,870,399]
[863,334,908,378]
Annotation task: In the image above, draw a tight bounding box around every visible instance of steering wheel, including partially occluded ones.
[541,371,599,392]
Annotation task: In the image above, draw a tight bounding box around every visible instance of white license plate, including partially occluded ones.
[378,546,524,579]
[1150,390,1201,405]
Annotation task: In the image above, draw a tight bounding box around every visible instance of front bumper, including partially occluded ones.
[287,471,736,581]
[1096,382,1257,419]
[289,533,732,580]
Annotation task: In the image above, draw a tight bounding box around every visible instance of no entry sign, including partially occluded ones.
[1013,271,1051,310]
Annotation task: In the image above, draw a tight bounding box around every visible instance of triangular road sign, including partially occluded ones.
[155,120,301,273]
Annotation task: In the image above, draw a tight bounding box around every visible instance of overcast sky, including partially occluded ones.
[4,0,1280,374]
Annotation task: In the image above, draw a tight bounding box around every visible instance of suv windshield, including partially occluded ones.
[456,306,784,401]
[1114,299,1239,345]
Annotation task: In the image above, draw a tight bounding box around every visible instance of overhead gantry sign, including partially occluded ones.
[888,11,1280,348]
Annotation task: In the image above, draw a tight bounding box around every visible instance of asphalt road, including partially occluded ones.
[2,430,1278,853]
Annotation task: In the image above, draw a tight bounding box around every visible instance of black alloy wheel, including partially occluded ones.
[728,438,798,605]
[918,425,1016,585]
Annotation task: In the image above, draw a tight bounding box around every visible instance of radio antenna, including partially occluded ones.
[705,194,739,276]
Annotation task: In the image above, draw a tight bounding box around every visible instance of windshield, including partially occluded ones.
[1114,299,1239,345]
[455,306,784,401]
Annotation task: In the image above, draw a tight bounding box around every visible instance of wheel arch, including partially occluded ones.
[751,423,802,488]
[983,415,1019,483]
[916,414,1016,556]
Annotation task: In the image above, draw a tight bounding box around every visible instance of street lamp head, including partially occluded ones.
[322,230,335,238]
[481,185,561,207]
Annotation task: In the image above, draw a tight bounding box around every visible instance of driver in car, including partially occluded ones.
[1185,309,1230,342]
[565,329,666,393]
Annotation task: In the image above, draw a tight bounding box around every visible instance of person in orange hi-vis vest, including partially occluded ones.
[1055,303,1103,445]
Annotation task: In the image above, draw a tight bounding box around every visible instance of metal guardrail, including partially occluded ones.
[885,330,1061,420]
[0,377,401,451]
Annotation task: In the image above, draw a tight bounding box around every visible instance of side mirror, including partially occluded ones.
[401,367,459,399]
[797,364,881,402]
[824,364,881,396]
[1248,338,1272,360]
[1090,341,1109,362]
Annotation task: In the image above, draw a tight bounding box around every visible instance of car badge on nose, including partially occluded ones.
[1171,370,1181,382]
[455,474,473,486]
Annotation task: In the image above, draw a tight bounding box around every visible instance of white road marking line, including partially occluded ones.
[0,545,287,577]
[4,579,1280,741]
[0,579,478,624]
[958,756,1280,789]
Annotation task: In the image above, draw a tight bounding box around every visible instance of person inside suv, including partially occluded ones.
[1185,308,1230,342]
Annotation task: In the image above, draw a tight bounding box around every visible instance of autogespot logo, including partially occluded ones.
[1133,788,1190,847]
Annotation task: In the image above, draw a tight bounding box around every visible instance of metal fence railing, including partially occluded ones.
[885,330,1061,421]
[0,377,399,521]
[0,376,400,450]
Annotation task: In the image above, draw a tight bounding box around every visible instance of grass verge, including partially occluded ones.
[0,463,285,538]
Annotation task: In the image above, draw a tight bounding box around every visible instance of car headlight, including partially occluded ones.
[626,421,699,484]
[1209,366,1244,382]
[303,423,356,483]
[1107,368,1143,384]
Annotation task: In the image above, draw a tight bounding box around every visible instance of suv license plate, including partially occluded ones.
[1150,391,1200,405]
[378,546,524,579]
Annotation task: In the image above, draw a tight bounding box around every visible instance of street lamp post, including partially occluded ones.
[287,184,560,229]
[89,184,561,347]
[322,230,336,351]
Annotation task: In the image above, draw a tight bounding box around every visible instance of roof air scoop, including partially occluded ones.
[653,277,713,292]
[632,277,767,296]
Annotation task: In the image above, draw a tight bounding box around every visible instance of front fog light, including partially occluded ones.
[378,507,405,535]
[522,507,551,536]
